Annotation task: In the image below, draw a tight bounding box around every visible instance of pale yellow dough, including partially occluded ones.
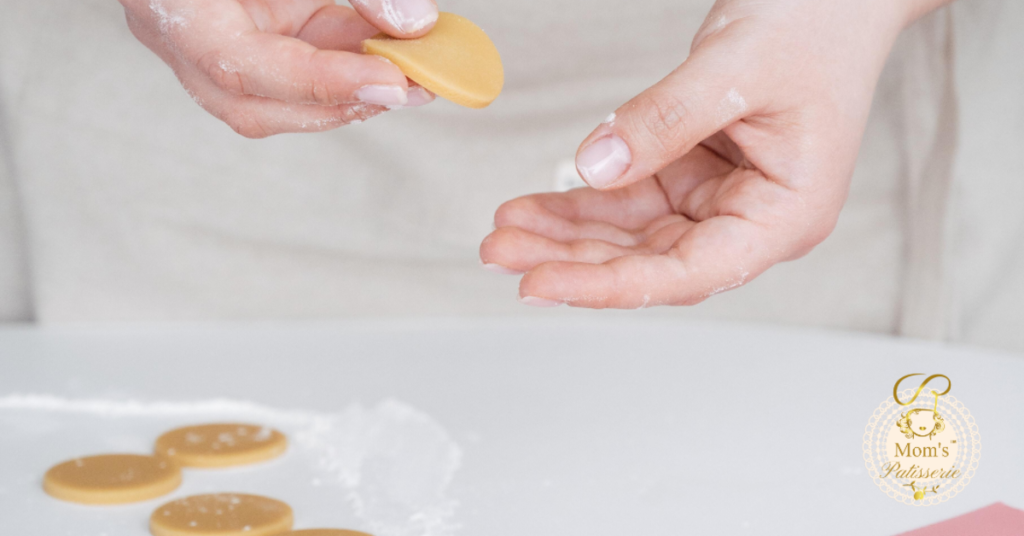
[150,493,293,536]
[363,12,504,109]
[154,423,287,468]
[43,453,181,505]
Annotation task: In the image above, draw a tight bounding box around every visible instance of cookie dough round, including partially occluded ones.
[155,423,287,468]
[279,531,374,536]
[363,12,504,109]
[43,454,181,505]
[150,493,293,536]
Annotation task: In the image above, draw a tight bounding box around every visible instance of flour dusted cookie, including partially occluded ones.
[363,12,503,109]
[155,423,287,468]
[150,493,293,536]
[43,453,181,504]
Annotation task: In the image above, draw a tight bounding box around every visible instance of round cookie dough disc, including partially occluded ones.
[43,454,181,505]
[280,531,374,536]
[150,493,293,536]
[363,12,503,109]
[155,423,287,468]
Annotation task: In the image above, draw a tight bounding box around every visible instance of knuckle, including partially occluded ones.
[308,78,335,105]
[306,52,337,105]
[635,92,692,152]
[197,51,246,94]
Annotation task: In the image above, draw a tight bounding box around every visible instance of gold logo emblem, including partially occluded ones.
[863,374,981,505]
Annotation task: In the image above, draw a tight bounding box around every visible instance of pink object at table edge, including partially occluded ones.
[895,503,1024,535]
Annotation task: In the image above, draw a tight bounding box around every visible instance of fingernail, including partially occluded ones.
[383,0,438,33]
[355,85,408,106]
[518,295,563,308]
[576,134,632,189]
[482,263,523,275]
[406,86,435,107]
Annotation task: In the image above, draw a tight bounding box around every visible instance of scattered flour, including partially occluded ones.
[0,394,462,536]
[712,15,728,32]
[149,0,193,37]
[217,59,239,74]
[717,88,748,125]
[184,87,204,107]
[299,116,346,129]
[705,270,750,298]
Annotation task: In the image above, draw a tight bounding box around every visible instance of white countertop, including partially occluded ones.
[1,319,1021,535]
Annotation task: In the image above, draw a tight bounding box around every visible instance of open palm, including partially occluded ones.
[482,131,834,308]
[481,0,923,309]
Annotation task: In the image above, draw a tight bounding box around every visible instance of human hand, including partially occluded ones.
[121,0,438,137]
[481,0,942,308]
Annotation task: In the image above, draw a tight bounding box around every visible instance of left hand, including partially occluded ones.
[480,0,924,309]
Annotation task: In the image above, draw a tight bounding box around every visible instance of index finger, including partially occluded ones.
[164,1,410,106]
[201,32,410,106]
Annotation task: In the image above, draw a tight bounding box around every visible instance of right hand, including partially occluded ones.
[121,0,439,138]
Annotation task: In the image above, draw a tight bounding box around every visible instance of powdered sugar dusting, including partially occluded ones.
[184,87,204,107]
[299,116,346,129]
[717,88,748,124]
[705,270,750,298]
[150,0,193,37]
[299,400,462,536]
[712,15,728,32]
[217,59,239,74]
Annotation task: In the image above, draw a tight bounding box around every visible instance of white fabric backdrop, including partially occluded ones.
[0,98,31,321]
[947,0,1024,351]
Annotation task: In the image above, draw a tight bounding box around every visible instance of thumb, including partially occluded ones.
[348,0,439,38]
[575,52,751,190]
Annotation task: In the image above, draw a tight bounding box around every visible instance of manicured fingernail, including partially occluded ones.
[406,86,435,107]
[518,296,563,308]
[383,0,438,33]
[482,263,523,275]
[355,85,408,106]
[576,134,632,189]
